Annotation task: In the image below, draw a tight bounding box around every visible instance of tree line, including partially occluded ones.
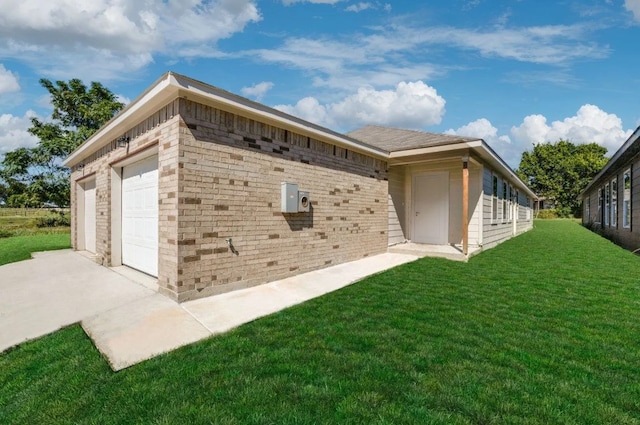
[0,78,610,216]
[0,79,123,207]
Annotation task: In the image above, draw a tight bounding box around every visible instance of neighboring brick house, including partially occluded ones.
[579,126,640,251]
[64,72,536,302]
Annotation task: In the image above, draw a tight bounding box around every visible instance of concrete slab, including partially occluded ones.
[2,249,420,372]
[183,253,419,335]
[82,294,210,371]
[0,250,154,352]
[388,242,482,261]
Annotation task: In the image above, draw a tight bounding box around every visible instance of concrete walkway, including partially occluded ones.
[1,250,419,371]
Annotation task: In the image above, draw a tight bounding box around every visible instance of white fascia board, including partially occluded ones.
[63,73,178,167]
[389,140,483,159]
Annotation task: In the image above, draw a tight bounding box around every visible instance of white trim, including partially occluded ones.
[390,140,483,158]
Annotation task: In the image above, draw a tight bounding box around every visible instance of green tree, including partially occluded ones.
[0,79,123,207]
[516,140,608,217]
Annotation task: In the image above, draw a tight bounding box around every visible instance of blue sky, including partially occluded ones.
[1,0,639,167]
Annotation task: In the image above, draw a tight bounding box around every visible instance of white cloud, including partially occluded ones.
[250,20,607,95]
[275,81,446,130]
[447,118,510,144]
[276,97,332,125]
[115,94,131,105]
[0,111,39,156]
[446,105,633,168]
[0,0,261,80]
[446,118,521,167]
[409,24,607,65]
[251,35,442,91]
[510,104,632,154]
[282,0,344,4]
[345,2,373,12]
[241,81,274,101]
[625,0,640,21]
[0,64,20,94]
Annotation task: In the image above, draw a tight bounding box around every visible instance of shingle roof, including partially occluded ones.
[346,125,480,152]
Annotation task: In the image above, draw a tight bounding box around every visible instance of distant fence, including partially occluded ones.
[0,207,70,217]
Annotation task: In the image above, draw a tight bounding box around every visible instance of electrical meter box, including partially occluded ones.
[281,182,299,213]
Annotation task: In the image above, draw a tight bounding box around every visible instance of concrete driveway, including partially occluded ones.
[1,249,419,371]
[0,250,156,352]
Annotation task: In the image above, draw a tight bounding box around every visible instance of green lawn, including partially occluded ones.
[2,221,640,424]
[0,233,71,265]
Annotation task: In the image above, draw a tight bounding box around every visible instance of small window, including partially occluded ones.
[596,188,602,224]
[623,169,631,228]
[502,182,508,222]
[585,195,590,221]
[492,175,498,222]
[611,177,617,227]
[604,183,610,226]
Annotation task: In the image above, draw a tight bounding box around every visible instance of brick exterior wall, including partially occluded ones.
[173,99,388,301]
[70,98,388,302]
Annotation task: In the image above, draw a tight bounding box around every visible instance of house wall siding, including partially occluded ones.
[482,167,533,249]
[173,99,388,301]
[582,158,640,251]
[387,167,406,245]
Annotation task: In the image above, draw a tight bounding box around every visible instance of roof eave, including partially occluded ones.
[391,139,537,199]
[64,72,388,168]
[63,72,178,167]
[578,125,640,199]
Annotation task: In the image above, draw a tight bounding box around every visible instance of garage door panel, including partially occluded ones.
[122,155,158,277]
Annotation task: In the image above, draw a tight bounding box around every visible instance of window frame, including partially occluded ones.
[502,181,509,223]
[596,187,602,224]
[585,195,590,221]
[492,174,499,223]
[611,177,618,227]
[604,183,610,226]
[623,168,631,229]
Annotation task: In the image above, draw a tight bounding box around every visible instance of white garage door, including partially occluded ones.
[83,180,96,253]
[122,155,158,277]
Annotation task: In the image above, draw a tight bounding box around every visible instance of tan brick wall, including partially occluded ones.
[70,107,181,289]
[69,98,388,302]
[173,100,389,301]
[156,119,181,297]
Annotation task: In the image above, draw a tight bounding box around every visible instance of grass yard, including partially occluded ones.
[0,233,71,265]
[2,220,640,424]
[0,208,70,239]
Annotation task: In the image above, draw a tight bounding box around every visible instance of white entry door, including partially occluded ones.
[83,180,96,253]
[122,155,158,276]
[413,172,449,244]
